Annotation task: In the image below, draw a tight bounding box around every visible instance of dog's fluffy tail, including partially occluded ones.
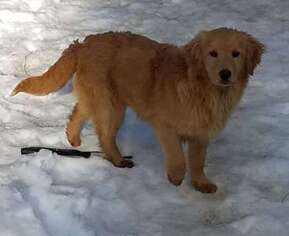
[12,41,80,96]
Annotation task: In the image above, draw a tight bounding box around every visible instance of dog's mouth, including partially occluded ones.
[212,80,234,87]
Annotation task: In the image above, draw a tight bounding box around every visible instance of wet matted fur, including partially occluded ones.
[12,28,265,193]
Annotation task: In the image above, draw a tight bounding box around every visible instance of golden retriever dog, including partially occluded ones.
[12,28,265,193]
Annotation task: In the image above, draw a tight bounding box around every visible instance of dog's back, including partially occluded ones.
[74,32,186,120]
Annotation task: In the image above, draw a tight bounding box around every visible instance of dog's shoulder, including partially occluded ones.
[152,44,188,79]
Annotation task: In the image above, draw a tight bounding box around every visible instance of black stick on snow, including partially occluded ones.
[21,147,133,159]
[21,147,98,158]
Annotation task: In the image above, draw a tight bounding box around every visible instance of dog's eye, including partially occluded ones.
[232,51,240,58]
[209,51,218,58]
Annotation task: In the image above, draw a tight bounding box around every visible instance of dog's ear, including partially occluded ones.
[183,31,207,76]
[246,35,265,76]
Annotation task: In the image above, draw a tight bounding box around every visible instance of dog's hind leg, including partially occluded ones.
[66,103,88,147]
[91,96,133,168]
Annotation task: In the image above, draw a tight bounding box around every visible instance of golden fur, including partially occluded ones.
[12,28,265,193]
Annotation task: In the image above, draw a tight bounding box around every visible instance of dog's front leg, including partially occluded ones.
[155,126,186,186]
[189,139,217,193]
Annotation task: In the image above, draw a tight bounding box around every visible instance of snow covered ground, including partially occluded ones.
[0,0,289,235]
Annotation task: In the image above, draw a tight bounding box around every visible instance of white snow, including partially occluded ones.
[0,0,289,235]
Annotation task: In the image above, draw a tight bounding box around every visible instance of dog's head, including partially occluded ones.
[185,28,265,87]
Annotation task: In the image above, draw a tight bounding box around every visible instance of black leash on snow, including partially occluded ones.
[21,147,98,158]
[21,147,133,159]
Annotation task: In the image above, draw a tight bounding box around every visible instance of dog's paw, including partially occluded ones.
[192,180,217,193]
[68,137,81,147]
[167,163,186,186]
[167,174,184,186]
[66,129,81,147]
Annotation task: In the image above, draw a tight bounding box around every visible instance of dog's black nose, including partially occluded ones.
[219,69,231,81]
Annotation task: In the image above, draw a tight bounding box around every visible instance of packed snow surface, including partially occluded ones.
[0,0,289,235]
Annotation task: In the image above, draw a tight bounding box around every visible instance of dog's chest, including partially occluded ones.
[176,92,238,139]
